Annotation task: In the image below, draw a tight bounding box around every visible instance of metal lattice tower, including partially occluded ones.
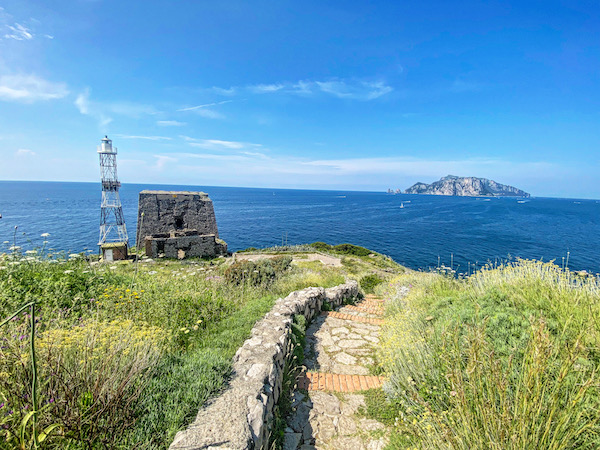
[98,136,128,246]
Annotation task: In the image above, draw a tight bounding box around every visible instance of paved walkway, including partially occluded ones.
[284,294,388,450]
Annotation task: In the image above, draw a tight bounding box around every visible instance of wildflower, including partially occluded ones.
[450,390,457,397]
[196,319,202,324]
[68,253,80,258]
[41,233,50,237]
[9,246,21,251]
[64,270,74,274]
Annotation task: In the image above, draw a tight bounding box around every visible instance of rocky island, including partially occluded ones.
[404,175,530,197]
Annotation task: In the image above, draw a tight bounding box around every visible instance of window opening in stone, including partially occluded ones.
[175,217,184,230]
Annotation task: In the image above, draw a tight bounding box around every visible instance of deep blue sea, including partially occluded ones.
[0,181,599,274]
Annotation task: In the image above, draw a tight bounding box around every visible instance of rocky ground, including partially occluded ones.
[284,294,389,450]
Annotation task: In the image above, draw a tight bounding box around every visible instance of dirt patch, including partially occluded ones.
[234,252,342,267]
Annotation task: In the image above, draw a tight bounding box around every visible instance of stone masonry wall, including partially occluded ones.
[144,234,227,259]
[169,280,359,450]
[136,190,220,243]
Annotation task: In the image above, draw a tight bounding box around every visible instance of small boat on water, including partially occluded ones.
[400,202,404,208]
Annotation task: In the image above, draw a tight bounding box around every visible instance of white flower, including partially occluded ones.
[25,250,37,255]
[109,266,117,270]
[41,233,50,238]
[9,246,20,251]
[68,253,80,258]
[2,241,9,244]
[63,270,74,274]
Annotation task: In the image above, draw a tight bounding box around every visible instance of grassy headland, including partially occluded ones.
[370,260,600,448]
[0,242,398,449]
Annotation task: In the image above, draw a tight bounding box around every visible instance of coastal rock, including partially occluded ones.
[404,175,530,197]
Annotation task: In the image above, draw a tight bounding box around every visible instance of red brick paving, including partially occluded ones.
[298,372,385,392]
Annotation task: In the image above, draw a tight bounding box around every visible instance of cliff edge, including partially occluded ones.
[404,175,530,197]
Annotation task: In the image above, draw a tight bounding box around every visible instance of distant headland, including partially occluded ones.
[401,175,530,197]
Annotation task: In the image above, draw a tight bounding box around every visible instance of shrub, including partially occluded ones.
[309,242,332,252]
[360,274,384,294]
[332,243,372,257]
[224,256,292,286]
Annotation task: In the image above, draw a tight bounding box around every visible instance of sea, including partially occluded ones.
[0,181,599,274]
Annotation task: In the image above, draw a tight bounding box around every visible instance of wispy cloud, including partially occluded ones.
[176,99,233,119]
[249,84,285,94]
[176,100,233,112]
[15,148,36,157]
[153,155,178,170]
[157,120,186,127]
[115,134,172,141]
[4,23,33,40]
[0,74,68,102]
[0,8,54,42]
[74,88,157,129]
[214,78,393,101]
[211,87,237,96]
[186,138,260,150]
[314,80,392,100]
[74,88,112,128]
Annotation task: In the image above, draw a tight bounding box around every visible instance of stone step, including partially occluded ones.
[363,294,385,302]
[340,304,384,316]
[321,311,384,325]
[297,371,385,392]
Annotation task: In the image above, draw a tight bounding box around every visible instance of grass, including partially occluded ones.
[374,260,600,449]
[0,240,389,449]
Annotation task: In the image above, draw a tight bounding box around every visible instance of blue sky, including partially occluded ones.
[0,0,599,198]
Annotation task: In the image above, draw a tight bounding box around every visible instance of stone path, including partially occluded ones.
[284,294,388,450]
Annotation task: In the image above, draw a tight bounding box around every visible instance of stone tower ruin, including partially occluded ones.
[136,190,227,259]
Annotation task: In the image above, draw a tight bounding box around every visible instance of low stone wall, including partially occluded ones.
[169,280,359,450]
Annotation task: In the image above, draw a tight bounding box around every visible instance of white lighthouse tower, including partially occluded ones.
[98,136,128,260]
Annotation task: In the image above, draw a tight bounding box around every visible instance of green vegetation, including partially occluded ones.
[360,274,384,294]
[0,240,387,449]
[375,260,600,449]
[270,314,307,449]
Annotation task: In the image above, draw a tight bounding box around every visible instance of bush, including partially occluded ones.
[309,242,332,252]
[224,256,292,286]
[310,242,373,257]
[360,274,384,294]
[332,243,372,257]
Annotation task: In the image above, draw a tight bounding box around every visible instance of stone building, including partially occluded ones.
[136,190,227,259]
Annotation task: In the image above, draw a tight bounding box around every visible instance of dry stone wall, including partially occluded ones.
[169,280,359,450]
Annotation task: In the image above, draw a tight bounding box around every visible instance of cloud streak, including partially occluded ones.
[115,134,172,141]
[74,89,157,129]
[4,23,33,40]
[16,148,36,157]
[157,120,186,127]
[212,78,393,101]
[0,74,68,102]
